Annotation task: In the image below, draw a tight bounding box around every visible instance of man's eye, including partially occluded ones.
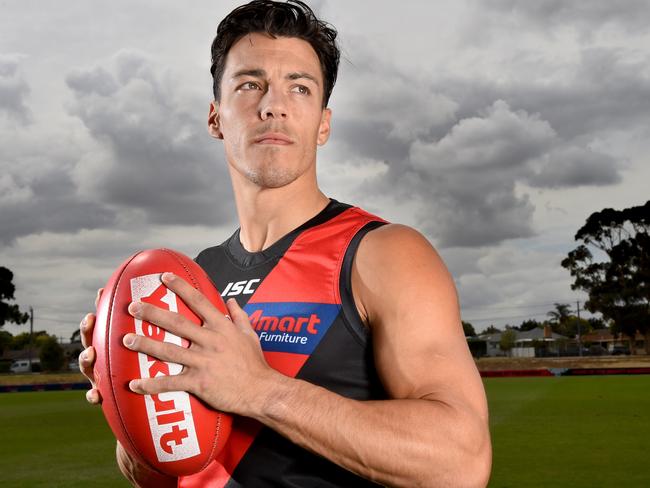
[291,85,310,95]
[240,82,261,90]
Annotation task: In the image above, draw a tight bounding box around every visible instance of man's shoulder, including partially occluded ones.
[358,223,437,259]
[354,223,452,295]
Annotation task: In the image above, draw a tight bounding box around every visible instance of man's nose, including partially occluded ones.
[259,87,288,120]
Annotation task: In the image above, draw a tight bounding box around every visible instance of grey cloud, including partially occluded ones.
[436,48,650,141]
[528,146,621,189]
[328,43,628,247]
[517,48,650,139]
[0,55,31,123]
[484,0,650,34]
[0,168,115,245]
[331,57,458,163]
[66,65,119,97]
[329,119,411,164]
[404,101,545,246]
[334,77,621,247]
[0,112,117,244]
[66,49,234,227]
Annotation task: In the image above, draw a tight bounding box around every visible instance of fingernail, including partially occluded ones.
[123,334,135,348]
[129,379,140,392]
[129,302,142,317]
[81,316,87,327]
[86,389,96,404]
[161,272,175,282]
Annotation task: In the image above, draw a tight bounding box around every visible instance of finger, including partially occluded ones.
[79,346,97,384]
[128,374,189,396]
[123,333,196,367]
[128,301,205,344]
[94,287,104,308]
[86,387,102,405]
[80,313,95,348]
[162,272,227,325]
[226,298,256,334]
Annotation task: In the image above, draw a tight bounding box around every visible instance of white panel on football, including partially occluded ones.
[130,274,201,462]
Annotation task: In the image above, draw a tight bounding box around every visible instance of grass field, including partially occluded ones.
[0,391,129,487]
[1,376,649,487]
[486,375,650,487]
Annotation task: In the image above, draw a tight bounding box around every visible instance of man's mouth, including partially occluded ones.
[254,132,293,145]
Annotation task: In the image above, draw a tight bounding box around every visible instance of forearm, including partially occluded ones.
[250,373,491,488]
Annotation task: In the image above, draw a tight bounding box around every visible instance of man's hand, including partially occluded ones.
[79,288,103,404]
[123,271,283,417]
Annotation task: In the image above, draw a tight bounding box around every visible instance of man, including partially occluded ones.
[79,1,491,486]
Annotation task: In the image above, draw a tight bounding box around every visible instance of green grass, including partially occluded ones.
[0,391,129,487]
[1,376,649,487]
[486,375,650,487]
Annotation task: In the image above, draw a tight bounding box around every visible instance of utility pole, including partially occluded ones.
[28,306,34,370]
[576,300,582,357]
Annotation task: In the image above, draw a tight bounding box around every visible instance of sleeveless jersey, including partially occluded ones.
[178,200,387,487]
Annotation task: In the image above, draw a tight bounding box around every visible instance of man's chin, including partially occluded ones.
[244,167,300,189]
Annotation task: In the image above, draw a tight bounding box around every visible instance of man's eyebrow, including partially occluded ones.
[230,68,319,86]
[286,72,320,86]
[231,68,266,80]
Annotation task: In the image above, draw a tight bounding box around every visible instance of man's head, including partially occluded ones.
[210,0,340,109]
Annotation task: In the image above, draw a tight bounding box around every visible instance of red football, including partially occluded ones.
[93,248,232,476]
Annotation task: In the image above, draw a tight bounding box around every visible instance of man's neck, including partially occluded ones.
[230,169,330,252]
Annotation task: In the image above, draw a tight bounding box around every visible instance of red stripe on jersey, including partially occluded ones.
[250,208,384,304]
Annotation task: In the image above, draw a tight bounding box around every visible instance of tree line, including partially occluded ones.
[465,200,649,354]
[562,200,649,354]
[0,267,68,371]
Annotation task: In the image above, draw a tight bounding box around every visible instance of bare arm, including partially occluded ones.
[233,224,491,486]
[126,224,491,487]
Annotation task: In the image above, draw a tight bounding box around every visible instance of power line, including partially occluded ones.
[35,315,76,324]
[461,300,583,312]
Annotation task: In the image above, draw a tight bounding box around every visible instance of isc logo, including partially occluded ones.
[221,278,260,297]
[130,274,201,463]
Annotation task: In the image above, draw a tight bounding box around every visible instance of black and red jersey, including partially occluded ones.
[179,199,387,487]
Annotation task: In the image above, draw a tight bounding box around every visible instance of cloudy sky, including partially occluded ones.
[1,0,649,340]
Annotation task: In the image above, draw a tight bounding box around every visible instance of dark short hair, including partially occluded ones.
[210,0,340,108]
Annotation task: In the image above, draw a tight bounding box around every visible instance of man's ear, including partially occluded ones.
[207,101,223,139]
[316,108,332,146]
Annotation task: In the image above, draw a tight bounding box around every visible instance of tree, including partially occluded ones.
[10,331,48,350]
[70,329,81,343]
[462,321,477,337]
[587,317,607,330]
[0,330,12,355]
[0,267,29,328]
[519,319,541,332]
[39,335,65,371]
[547,303,571,323]
[562,201,650,353]
[483,325,502,335]
[499,329,517,356]
[563,316,592,339]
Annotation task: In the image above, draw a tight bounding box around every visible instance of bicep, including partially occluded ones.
[353,225,487,419]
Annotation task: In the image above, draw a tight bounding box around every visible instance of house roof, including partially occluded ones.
[515,328,567,341]
[479,332,502,342]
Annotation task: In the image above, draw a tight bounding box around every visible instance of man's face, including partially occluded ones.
[209,33,331,189]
